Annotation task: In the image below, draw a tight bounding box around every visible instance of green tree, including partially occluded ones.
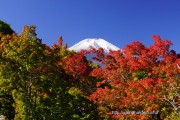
[0,25,99,119]
[0,25,45,119]
[0,20,14,37]
[0,20,15,119]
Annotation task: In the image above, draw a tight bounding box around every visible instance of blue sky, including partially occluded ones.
[0,0,180,52]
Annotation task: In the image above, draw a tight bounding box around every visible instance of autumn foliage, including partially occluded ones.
[88,36,180,119]
[0,24,98,119]
[0,20,179,119]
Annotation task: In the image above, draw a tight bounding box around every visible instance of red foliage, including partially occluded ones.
[62,52,92,83]
[88,36,179,119]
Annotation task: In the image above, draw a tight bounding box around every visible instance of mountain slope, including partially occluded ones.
[69,38,120,53]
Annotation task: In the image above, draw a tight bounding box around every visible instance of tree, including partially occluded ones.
[0,20,14,37]
[88,36,180,119]
[0,20,15,119]
[0,25,47,119]
[0,26,99,119]
[48,38,99,120]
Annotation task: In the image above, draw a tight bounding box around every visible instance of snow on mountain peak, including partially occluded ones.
[69,38,120,52]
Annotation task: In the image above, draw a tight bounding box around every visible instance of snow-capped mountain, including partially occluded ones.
[69,38,120,65]
[69,38,120,53]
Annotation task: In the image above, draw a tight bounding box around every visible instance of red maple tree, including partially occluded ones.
[88,36,180,119]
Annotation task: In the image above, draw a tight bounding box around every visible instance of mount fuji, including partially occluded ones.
[69,38,120,53]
